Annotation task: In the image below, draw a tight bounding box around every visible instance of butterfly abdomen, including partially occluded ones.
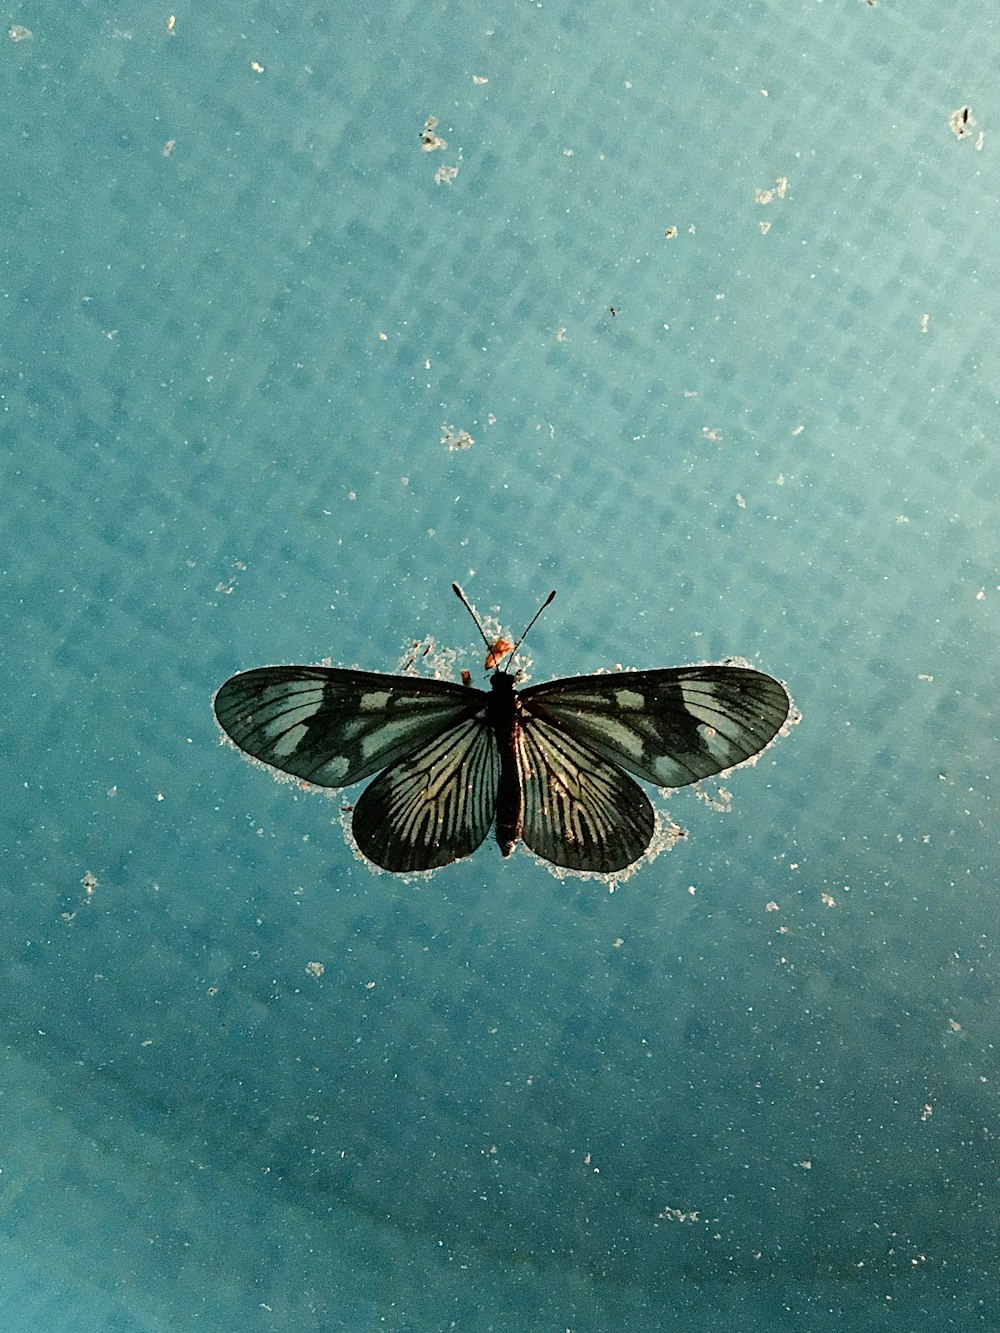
[487,673,524,857]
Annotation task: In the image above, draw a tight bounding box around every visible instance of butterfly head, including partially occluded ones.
[484,636,514,671]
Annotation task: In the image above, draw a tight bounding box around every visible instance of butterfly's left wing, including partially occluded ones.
[520,665,790,790]
[214,666,486,787]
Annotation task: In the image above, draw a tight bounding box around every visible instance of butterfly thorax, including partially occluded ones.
[487,672,524,857]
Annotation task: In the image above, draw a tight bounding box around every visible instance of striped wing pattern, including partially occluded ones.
[517,713,654,872]
[353,715,500,872]
[521,666,790,791]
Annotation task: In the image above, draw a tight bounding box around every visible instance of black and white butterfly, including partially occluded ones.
[213,585,791,876]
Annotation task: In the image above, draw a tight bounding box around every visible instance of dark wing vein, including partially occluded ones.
[521,666,790,789]
[213,666,485,787]
[352,715,500,872]
[518,713,654,873]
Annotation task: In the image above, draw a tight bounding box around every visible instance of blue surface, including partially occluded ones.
[1,2,998,1328]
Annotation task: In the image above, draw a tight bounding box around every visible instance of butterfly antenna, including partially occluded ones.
[452,583,494,653]
[452,584,557,673]
[509,589,556,663]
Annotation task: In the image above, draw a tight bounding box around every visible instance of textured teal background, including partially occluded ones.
[1,1,998,1328]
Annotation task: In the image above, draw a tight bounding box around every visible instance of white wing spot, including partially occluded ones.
[359,717,422,763]
[320,756,351,782]
[268,721,308,758]
[359,691,391,712]
[614,688,645,709]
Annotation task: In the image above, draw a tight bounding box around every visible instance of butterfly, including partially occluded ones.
[213,585,791,876]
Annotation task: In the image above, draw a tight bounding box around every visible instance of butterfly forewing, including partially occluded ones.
[353,714,501,872]
[214,666,486,787]
[521,666,789,790]
[517,714,655,873]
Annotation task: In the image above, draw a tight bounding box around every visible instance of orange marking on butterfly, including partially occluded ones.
[485,637,513,670]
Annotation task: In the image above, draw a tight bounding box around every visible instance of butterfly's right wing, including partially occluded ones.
[213,666,486,787]
[353,714,501,872]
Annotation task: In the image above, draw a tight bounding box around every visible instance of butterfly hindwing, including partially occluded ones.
[520,666,790,790]
[353,714,501,872]
[517,713,654,873]
[213,666,486,788]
